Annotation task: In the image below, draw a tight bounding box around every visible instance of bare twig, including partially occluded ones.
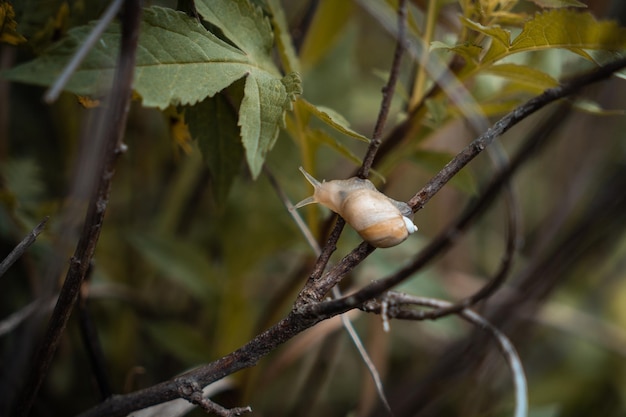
[358,0,407,179]
[13,2,142,416]
[177,379,251,416]
[74,57,626,417]
[266,168,393,416]
[0,217,48,279]
[362,292,528,417]
[296,0,408,304]
[297,57,626,309]
[410,105,571,321]
[43,0,125,103]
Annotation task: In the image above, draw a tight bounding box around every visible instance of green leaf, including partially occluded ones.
[5,7,251,107]
[525,0,587,8]
[482,63,559,91]
[195,0,275,71]
[127,233,214,298]
[460,16,511,63]
[510,10,626,55]
[300,99,369,142]
[6,4,302,180]
[186,93,244,203]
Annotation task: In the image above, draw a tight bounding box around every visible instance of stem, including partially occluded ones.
[13,2,141,415]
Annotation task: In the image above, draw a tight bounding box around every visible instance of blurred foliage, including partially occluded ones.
[1,0,626,416]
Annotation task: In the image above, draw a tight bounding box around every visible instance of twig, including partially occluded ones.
[74,56,626,417]
[13,2,141,416]
[297,57,626,310]
[43,0,124,103]
[297,0,408,303]
[358,0,407,179]
[178,379,251,416]
[411,105,570,321]
[362,292,528,417]
[266,168,393,416]
[0,217,48,279]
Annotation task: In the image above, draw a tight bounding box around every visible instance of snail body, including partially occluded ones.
[295,167,418,248]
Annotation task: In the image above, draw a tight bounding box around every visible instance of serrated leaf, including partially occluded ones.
[6,5,301,179]
[186,93,244,203]
[300,99,369,142]
[460,16,511,63]
[127,233,214,298]
[482,63,559,90]
[195,0,276,71]
[5,7,251,107]
[526,0,586,8]
[510,10,626,56]
[239,71,294,178]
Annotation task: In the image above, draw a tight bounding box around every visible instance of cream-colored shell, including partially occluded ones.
[295,168,417,248]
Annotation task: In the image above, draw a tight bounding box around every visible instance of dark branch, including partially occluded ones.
[358,0,407,179]
[299,57,626,317]
[13,2,142,416]
[0,217,48,279]
[75,50,626,417]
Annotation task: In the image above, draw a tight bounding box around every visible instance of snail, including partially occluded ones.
[294,167,418,248]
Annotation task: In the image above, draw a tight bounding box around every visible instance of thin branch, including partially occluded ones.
[297,57,626,310]
[296,0,408,303]
[177,379,251,417]
[410,105,570,321]
[43,0,125,103]
[75,54,626,417]
[358,0,408,179]
[13,2,142,416]
[266,167,393,416]
[362,292,528,417]
[0,217,48,279]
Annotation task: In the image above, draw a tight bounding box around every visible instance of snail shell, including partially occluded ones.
[294,167,417,248]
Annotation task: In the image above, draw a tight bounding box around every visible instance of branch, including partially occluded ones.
[297,57,626,311]
[296,0,408,305]
[13,2,141,416]
[362,292,528,417]
[75,54,626,417]
[0,217,48,279]
[358,0,407,179]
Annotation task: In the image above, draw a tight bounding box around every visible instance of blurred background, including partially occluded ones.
[1,0,626,416]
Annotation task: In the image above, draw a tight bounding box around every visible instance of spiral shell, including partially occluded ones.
[294,167,417,248]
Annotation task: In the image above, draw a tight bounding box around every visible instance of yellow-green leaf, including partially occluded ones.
[431,41,483,66]
[300,99,369,142]
[510,10,626,55]
[482,63,559,91]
